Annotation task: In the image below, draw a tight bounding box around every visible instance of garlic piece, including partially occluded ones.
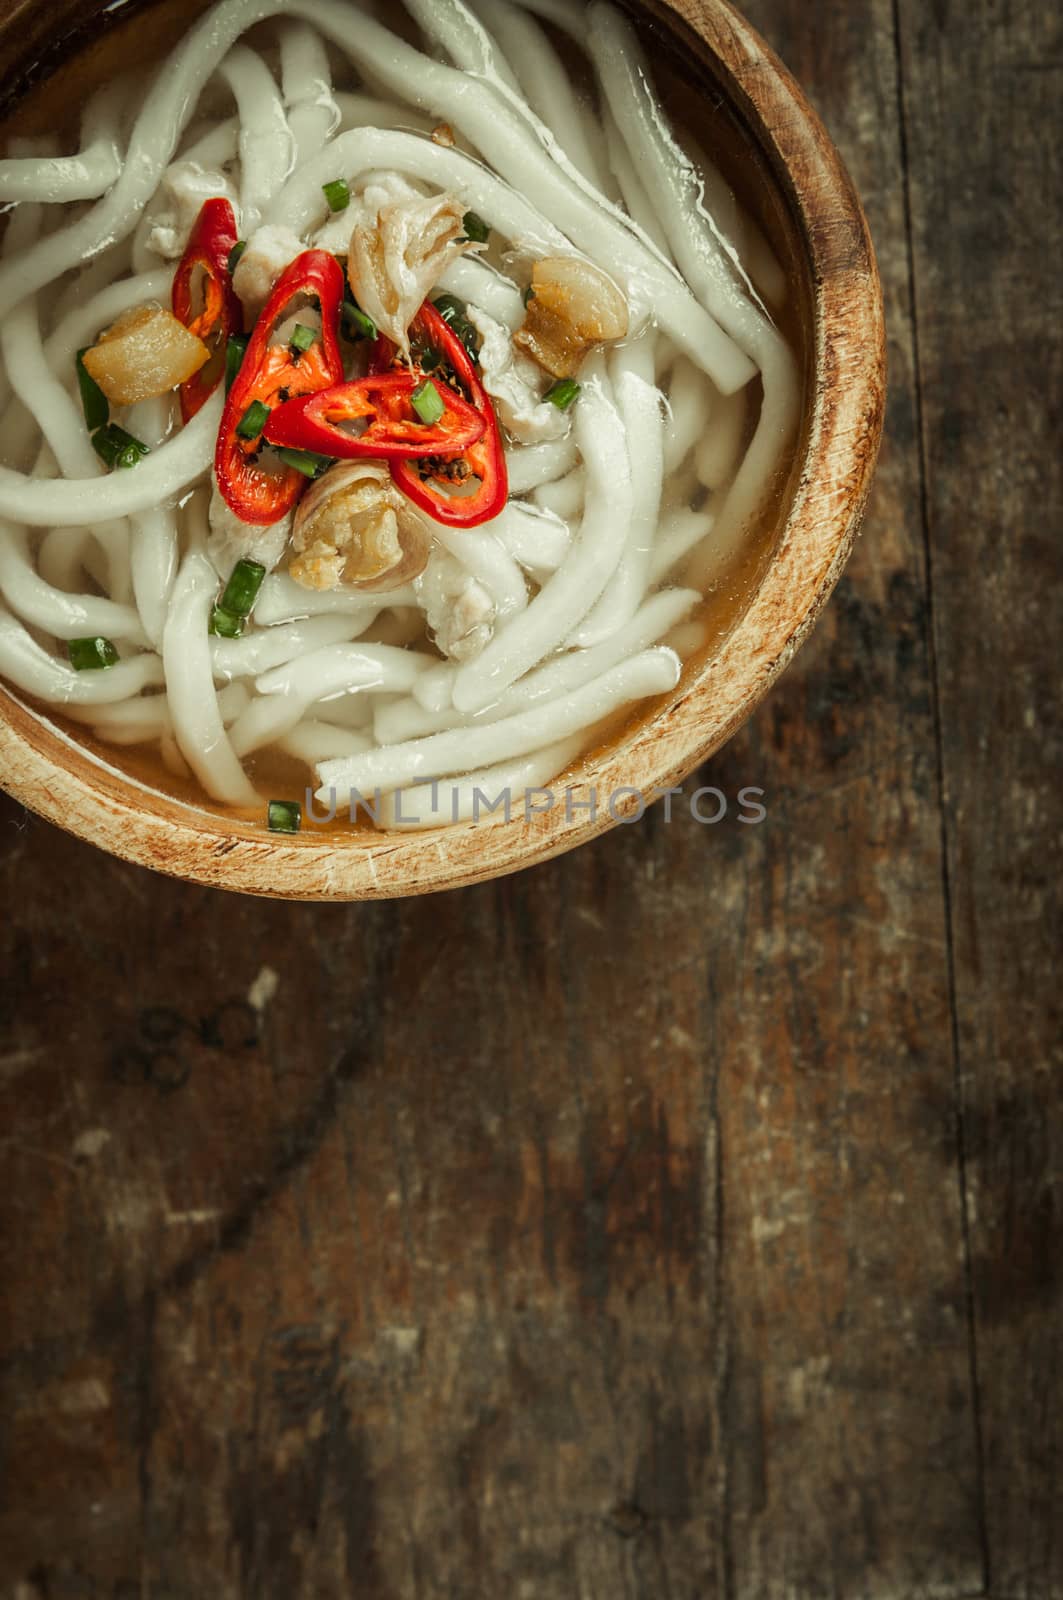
[347,184,478,351]
[82,304,209,405]
[515,257,630,379]
[289,462,433,593]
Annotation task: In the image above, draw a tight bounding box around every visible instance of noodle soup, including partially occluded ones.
[0,0,804,837]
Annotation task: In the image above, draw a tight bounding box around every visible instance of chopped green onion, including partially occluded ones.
[544,378,581,412]
[75,349,109,432]
[323,178,350,213]
[273,445,335,480]
[289,322,317,355]
[432,293,481,360]
[267,800,302,834]
[227,240,247,275]
[92,424,150,470]
[462,210,491,244]
[69,636,119,671]
[411,378,446,426]
[523,284,536,308]
[209,606,245,639]
[220,558,267,619]
[225,334,249,392]
[433,293,468,326]
[236,399,270,441]
[341,299,376,341]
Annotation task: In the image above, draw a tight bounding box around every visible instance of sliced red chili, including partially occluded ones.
[172,198,242,423]
[264,372,487,461]
[370,301,509,529]
[215,250,344,526]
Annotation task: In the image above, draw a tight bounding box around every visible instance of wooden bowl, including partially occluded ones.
[0,0,885,900]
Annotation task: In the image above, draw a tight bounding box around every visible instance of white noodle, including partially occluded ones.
[649,509,716,587]
[396,0,752,390]
[268,125,569,257]
[218,45,295,233]
[280,21,341,162]
[0,602,163,705]
[317,647,680,800]
[0,140,120,205]
[377,735,583,829]
[0,524,146,644]
[588,3,800,578]
[375,586,698,744]
[162,526,258,807]
[492,501,572,575]
[452,356,632,713]
[505,436,580,494]
[436,257,525,329]
[662,357,710,477]
[576,335,665,643]
[254,573,411,626]
[210,613,375,681]
[604,111,671,260]
[0,390,223,526]
[279,720,373,767]
[467,0,612,193]
[432,527,528,621]
[0,77,124,204]
[255,642,435,701]
[2,296,101,479]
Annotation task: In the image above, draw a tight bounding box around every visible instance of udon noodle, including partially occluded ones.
[0,0,799,831]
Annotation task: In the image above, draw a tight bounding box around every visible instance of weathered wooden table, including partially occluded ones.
[1,0,1059,1594]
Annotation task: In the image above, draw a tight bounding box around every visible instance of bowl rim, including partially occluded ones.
[0,0,886,901]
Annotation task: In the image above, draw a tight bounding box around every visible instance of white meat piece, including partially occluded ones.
[208,482,292,581]
[466,305,571,445]
[147,163,240,260]
[232,225,305,316]
[415,548,496,663]
[346,174,479,352]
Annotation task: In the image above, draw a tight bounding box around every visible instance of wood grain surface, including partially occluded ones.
[0,1,1059,1599]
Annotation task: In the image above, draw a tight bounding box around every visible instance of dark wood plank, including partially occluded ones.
[894,1,1063,1594]
[0,1,1009,1597]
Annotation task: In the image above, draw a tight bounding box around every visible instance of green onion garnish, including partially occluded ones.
[92,424,150,470]
[220,558,267,620]
[209,606,245,640]
[432,293,480,360]
[545,378,581,412]
[433,293,468,326]
[227,240,247,275]
[267,800,302,834]
[273,446,335,479]
[341,299,376,342]
[462,210,491,244]
[523,285,536,308]
[76,349,109,432]
[289,323,317,355]
[411,378,446,426]
[225,334,249,392]
[323,178,350,213]
[236,400,270,441]
[68,636,119,671]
